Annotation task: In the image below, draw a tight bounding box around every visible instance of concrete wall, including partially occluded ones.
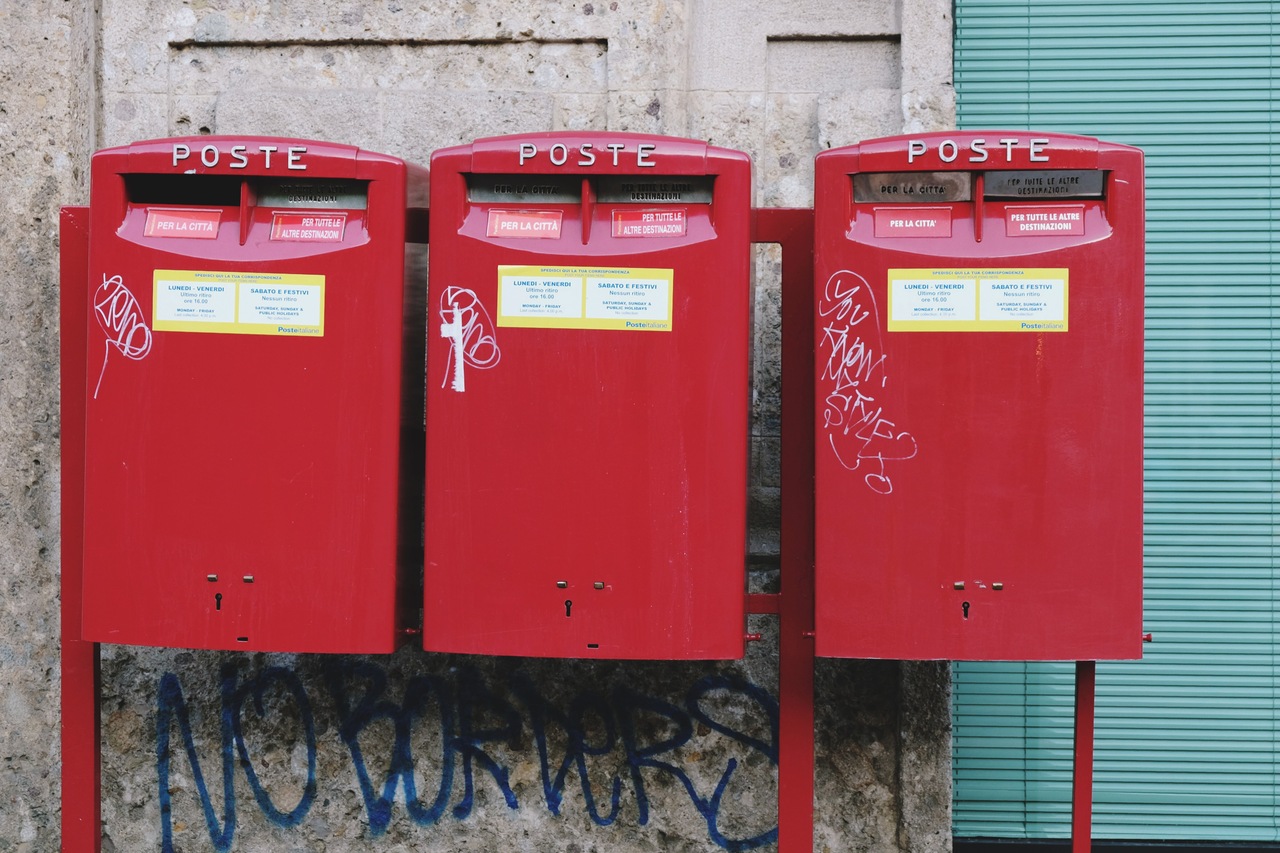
[4,0,955,849]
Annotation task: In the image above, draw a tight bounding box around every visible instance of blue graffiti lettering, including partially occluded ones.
[155,662,778,851]
[156,671,235,853]
[156,664,316,853]
[688,675,779,851]
[452,666,521,818]
[511,672,624,825]
[233,666,316,826]
[323,660,457,833]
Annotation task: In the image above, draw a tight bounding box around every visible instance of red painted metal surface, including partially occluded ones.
[813,131,1145,661]
[61,205,101,853]
[80,136,427,652]
[1072,660,1097,853]
[423,132,751,659]
[752,208,817,853]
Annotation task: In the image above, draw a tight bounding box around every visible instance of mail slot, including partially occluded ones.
[80,136,427,652]
[813,131,1144,660]
[423,132,751,659]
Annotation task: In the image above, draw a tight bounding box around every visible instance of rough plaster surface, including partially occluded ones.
[3,0,955,849]
[1,2,94,850]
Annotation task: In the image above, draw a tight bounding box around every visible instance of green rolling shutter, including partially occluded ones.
[952,0,1280,840]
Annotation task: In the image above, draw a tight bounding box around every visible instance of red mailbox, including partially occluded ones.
[813,131,1144,660]
[80,136,427,653]
[423,132,750,659]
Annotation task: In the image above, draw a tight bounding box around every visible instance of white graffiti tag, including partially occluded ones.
[818,270,917,495]
[93,273,152,399]
[439,286,501,392]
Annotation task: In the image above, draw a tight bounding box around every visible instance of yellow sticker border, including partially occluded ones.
[887,267,1068,332]
[152,269,325,337]
[496,265,675,331]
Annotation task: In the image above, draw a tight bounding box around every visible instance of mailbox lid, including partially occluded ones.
[813,131,1144,661]
[424,132,751,660]
[82,136,426,653]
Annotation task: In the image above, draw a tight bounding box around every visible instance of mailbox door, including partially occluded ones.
[814,131,1144,661]
[82,136,426,653]
[424,132,750,659]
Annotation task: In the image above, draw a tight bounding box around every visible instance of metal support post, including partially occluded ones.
[1071,660,1097,853]
[60,206,102,853]
[749,208,816,853]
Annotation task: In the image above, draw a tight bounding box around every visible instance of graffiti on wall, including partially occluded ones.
[156,661,778,852]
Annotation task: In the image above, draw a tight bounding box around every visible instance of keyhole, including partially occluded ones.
[215,592,223,612]
[564,599,573,617]
[961,601,970,619]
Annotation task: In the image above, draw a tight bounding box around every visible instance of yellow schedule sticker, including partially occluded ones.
[153,269,324,337]
[497,265,674,331]
[887,268,1068,332]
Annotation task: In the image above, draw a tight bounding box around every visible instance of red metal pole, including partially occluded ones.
[751,208,816,853]
[1071,660,1097,853]
[60,206,102,853]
